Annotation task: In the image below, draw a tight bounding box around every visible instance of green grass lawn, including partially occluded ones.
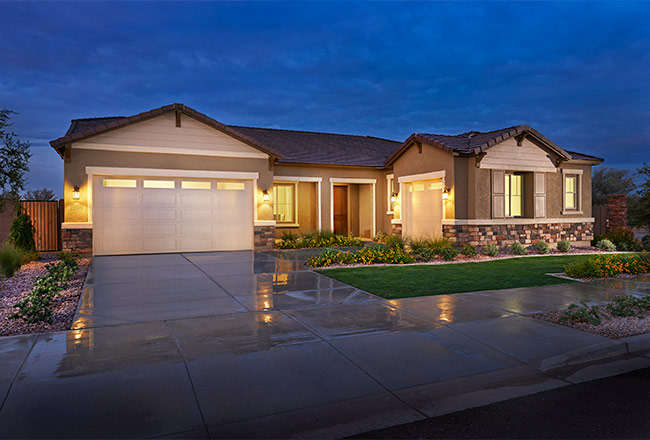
[316,255,593,299]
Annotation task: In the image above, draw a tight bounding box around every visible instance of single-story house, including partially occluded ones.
[50,103,603,256]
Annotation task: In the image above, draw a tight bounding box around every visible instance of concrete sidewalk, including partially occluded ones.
[1,251,650,438]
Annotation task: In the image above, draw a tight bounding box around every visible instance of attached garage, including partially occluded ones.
[92,172,255,255]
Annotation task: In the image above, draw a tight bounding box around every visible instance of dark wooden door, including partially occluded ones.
[333,186,348,234]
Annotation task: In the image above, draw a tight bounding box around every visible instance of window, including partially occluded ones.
[143,180,175,189]
[386,174,395,214]
[273,182,297,224]
[216,182,245,190]
[103,178,136,188]
[181,181,211,190]
[565,175,578,210]
[505,174,523,217]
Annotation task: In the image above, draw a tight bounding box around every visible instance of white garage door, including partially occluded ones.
[92,175,254,255]
[405,180,443,238]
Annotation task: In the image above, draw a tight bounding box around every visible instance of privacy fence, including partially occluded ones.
[0,199,64,252]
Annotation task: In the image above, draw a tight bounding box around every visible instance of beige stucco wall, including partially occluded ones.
[273,163,390,236]
[391,143,455,220]
[64,149,272,223]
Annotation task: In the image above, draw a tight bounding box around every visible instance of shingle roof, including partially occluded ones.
[65,117,126,136]
[231,126,400,167]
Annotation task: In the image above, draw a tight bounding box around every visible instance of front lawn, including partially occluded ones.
[317,255,593,299]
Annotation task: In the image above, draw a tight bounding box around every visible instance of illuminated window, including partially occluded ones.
[103,178,136,188]
[143,180,175,189]
[273,182,297,224]
[181,181,211,190]
[386,175,395,213]
[505,174,523,217]
[216,182,245,190]
[409,183,425,192]
[565,176,578,210]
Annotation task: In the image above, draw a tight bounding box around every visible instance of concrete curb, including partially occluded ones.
[535,333,650,372]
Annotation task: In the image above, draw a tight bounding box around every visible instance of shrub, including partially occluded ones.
[276,230,362,249]
[596,239,616,252]
[511,242,528,255]
[439,247,459,261]
[483,243,499,257]
[384,235,405,249]
[643,235,650,252]
[564,252,650,279]
[411,247,436,262]
[11,253,80,323]
[535,241,550,254]
[606,295,650,318]
[373,232,388,243]
[591,234,606,247]
[0,243,23,278]
[307,245,414,267]
[557,240,572,253]
[606,227,642,251]
[561,302,601,325]
[461,244,477,257]
[406,236,428,252]
[9,212,36,251]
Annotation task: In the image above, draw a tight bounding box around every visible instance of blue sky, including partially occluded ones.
[2,1,649,196]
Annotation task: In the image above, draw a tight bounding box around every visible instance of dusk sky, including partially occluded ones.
[2,1,649,197]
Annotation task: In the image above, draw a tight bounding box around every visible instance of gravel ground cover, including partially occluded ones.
[0,253,90,337]
[530,304,650,339]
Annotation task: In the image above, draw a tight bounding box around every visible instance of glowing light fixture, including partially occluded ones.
[262,190,270,202]
[442,187,450,200]
[72,185,80,200]
[390,192,398,203]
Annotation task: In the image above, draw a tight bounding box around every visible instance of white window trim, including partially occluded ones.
[562,169,583,215]
[274,176,322,229]
[386,174,395,214]
[329,178,376,237]
[273,181,299,227]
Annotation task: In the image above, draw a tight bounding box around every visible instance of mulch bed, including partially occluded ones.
[0,253,91,337]
[530,306,650,340]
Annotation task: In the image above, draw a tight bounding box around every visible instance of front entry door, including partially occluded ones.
[333,186,348,234]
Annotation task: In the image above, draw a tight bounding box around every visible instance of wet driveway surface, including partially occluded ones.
[0,251,648,438]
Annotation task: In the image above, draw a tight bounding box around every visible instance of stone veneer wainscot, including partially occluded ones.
[443,222,594,247]
[254,225,275,251]
[62,228,93,255]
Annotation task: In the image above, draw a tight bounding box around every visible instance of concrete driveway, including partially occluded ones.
[1,251,650,438]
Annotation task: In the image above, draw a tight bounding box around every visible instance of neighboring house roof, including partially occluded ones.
[384,125,602,166]
[231,126,400,167]
[50,103,285,160]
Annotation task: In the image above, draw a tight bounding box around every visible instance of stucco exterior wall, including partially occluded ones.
[64,148,272,223]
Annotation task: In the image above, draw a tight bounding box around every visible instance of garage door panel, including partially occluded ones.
[93,175,253,255]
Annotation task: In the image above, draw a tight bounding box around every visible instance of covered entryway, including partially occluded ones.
[92,175,254,255]
[403,178,443,238]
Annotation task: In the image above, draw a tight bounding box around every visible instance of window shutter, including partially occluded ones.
[534,172,546,218]
[491,170,505,219]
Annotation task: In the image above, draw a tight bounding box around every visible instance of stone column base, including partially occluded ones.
[442,222,594,247]
[391,222,402,238]
[62,228,93,255]
[254,225,275,251]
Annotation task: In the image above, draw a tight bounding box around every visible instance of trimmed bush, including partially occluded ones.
[307,245,414,267]
[596,239,616,252]
[643,235,650,252]
[384,235,405,249]
[557,240,572,253]
[483,243,499,257]
[461,245,477,257]
[606,227,642,251]
[0,243,23,278]
[9,212,36,252]
[276,230,363,249]
[564,252,650,279]
[511,242,528,255]
[439,247,459,261]
[535,241,550,254]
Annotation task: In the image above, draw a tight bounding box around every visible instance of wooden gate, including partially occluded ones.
[20,200,61,251]
[593,204,608,236]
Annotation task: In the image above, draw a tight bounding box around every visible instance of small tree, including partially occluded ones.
[24,188,56,201]
[0,109,31,212]
[592,167,637,205]
[629,163,650,232]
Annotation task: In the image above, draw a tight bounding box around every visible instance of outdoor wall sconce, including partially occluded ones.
[72,186,80,200]
[390,192,398,203]
[442,187,450,200]
[262,189,270,202]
